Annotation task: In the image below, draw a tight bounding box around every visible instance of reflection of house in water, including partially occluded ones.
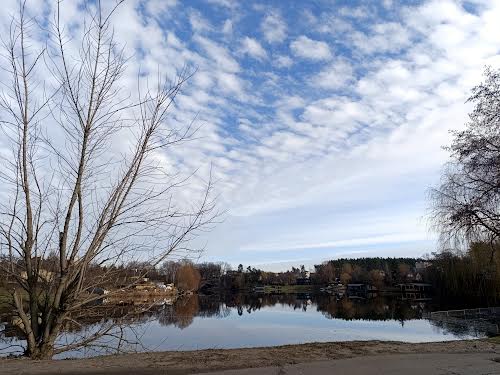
[295,277,311,285]
[347,284,377,299]
[398,283,432,301]
[324,283,346,298]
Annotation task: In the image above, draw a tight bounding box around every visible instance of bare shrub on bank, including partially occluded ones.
[176,263,201,292]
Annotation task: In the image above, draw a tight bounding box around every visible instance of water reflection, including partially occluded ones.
[153,293,498,337]
[1,293,498,357]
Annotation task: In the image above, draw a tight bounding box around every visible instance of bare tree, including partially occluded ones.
[159,260,181,284]
[0,1,216,359]
[430,67,500,260]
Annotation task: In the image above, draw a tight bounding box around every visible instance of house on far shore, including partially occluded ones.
[398,282,432,293]
[399,282,432,301]
[347,283,378,298]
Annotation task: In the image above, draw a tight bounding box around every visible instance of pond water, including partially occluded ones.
[1,293,497,358]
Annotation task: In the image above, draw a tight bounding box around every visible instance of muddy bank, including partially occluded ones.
[1,339,499,374]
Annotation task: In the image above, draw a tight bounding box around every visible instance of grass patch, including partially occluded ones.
[487,336,500,344]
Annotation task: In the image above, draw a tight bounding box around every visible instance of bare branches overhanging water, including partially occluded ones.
[0,1,217,359]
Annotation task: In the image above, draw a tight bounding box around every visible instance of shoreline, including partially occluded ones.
[1,338,499,374]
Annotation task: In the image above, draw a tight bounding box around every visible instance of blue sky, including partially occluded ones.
[2,0,500,270]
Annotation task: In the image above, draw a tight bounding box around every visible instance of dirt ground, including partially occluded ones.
[199,353,500,375]
[1,339,500,374]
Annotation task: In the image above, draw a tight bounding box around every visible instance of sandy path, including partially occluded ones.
[199,353,500,375]
[1,339,499,374]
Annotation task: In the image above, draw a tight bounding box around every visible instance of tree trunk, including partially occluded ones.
[26,340,55,360]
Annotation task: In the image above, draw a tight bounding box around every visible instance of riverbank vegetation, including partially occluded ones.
[427,243,500,302]
[428,67,500,303]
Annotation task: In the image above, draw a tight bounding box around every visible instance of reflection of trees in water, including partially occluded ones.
[173,295,199,329]
[222,293,311,313]
[427,316,500,338]
[157,293,314,328]
[157,294,230,329]
[428,318,477,338]
[197,295,231,319]
[3,293,494,340]
[203,293,427,323]
[314,295,424,322]
[157,295,199,329]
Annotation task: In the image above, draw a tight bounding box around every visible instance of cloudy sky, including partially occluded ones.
[2,0,500,270]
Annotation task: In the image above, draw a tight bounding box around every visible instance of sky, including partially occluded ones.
[1,0,500,271]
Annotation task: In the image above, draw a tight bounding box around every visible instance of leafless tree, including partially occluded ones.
[430,67,500,260]
[0,1,216,359]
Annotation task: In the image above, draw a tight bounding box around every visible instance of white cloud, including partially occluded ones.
[312,59,355,90]
[243,233,427,252]
[290,36,332,60]
[261,12,287,43]
[144,0,177,18]
[351,22,411,55]
[338,6,371,19]
[382,0,393,9]
[216,71,245,95]
[189,10,212,32]
[240,37,267,60]
[206,0,237,9]
[274,55,293,68]
[222,19,233,34]
[165,32,184,49]
[194,35,240,73]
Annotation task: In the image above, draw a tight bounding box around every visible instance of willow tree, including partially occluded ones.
[0,1,216,359]
[430,67,500,258]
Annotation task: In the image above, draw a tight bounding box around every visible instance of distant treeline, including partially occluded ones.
[129,257,426,291]
[2,243,498,302]
[312,257,421,286]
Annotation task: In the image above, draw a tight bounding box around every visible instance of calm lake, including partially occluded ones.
[1,293,498,358]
